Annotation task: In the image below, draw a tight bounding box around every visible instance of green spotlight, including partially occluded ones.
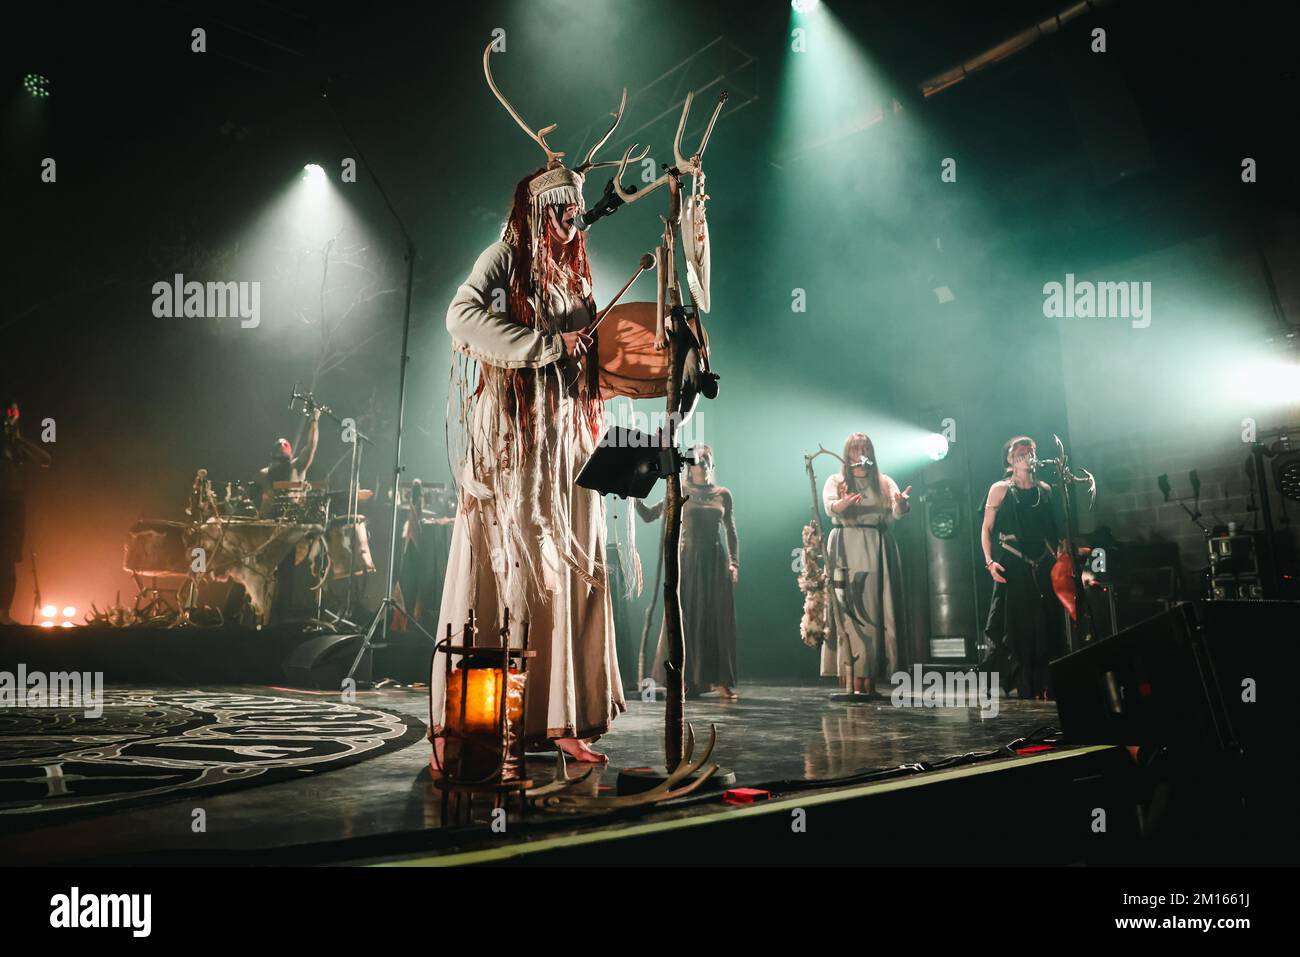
[302,163,326,184]
[791,0,821,12]
[23,73,51,98]
[924,433,950,461]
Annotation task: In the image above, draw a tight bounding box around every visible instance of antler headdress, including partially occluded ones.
[483,40,636,247]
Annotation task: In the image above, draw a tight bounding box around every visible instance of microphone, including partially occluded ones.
[288,385,331,417]
[577,178,636,231]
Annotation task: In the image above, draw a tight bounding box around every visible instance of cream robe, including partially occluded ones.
[819,472,905,681]
[430,242,625,744]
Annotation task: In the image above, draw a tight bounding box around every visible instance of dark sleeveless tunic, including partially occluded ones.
[984,481,1064,698]
[637,483,740,692]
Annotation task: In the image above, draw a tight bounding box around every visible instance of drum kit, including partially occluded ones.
[268,480,331,525]
[119,388,377,629]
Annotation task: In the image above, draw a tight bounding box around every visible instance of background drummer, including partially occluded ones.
[259,406,321,516]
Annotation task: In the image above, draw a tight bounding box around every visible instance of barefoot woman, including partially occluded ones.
[429,43,627,765]
[636,445,741,700]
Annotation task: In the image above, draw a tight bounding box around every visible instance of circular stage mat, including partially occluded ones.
[0,689,425,824]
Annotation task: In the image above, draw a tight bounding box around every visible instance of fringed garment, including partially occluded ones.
[430,240,625,745]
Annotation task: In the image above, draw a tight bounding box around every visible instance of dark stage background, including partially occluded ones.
[3,0,1297,679]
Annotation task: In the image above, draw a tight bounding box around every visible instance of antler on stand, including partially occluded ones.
[1051,433,1098,509]
[613,142,660,203]
[613,89,729,204]
[1078,467,1097,508]
[673,90,729,171]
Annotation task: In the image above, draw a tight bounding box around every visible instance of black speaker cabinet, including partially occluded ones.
[1052,600,1298,754]
[1053,600,1300,859]
[282,633,371,689]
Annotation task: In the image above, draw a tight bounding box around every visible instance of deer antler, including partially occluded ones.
[672,91,696,171]
[674,90,729,173]
[575,88,629,174]
[614,89,730,204]
[613,142,663,204]
[525,749,596,798]
[1078,467,1098,509]
[483,40,565,168]
[528,723,721,813]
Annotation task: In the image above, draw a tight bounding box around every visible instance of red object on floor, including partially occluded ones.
[1013,744,1055,756]
[723,787,771,805]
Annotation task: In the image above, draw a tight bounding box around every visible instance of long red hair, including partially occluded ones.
[499,169,602,442]
[502,169,594,330]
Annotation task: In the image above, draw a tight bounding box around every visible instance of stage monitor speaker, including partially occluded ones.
[283,633,371,689]
[1052,600,1300,860]
[1051,600,1298,755]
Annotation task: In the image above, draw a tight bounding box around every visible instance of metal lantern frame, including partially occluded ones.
[431,609,535,824]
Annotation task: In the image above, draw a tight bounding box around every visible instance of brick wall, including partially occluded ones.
[1075,428,1292,583]
[1057,214,1300,589]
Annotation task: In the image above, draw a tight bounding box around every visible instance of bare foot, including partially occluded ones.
[718,686,738,700]
[555,737,608,764]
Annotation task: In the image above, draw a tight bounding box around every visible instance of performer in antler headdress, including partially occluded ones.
[429,42,632,764]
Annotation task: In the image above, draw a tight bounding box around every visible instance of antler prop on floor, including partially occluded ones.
[527,723,719,812]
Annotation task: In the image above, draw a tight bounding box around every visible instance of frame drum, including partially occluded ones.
[595,302,711,417]
[596,302,669,400]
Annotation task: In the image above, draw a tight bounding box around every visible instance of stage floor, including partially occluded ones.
[1,681,1059,865]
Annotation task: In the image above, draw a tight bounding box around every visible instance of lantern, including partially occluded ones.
[433,609,534,822]
[444,652,526,782]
